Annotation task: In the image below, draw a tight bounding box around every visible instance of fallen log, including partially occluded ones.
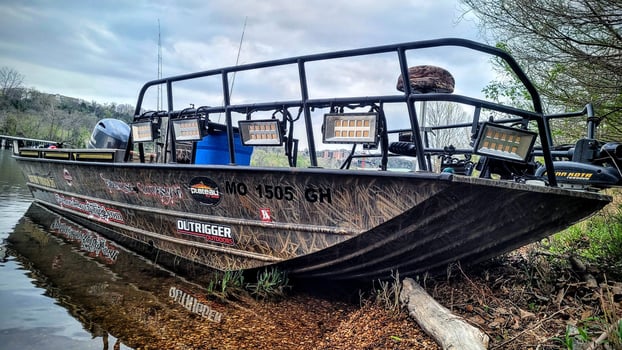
[400,277,490,350]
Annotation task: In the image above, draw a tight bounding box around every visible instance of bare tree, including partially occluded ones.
[0,66,25,103]
[420,101,472,172]
[422,101,471,149]
[460,0,622,139]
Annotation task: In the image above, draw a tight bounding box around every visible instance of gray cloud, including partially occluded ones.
[0,0,492,106]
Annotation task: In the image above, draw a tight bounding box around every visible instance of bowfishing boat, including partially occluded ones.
[12,38,619,280]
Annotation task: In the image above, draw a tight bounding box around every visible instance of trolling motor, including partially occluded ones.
[535,105,622,190]
[537,138,622,189]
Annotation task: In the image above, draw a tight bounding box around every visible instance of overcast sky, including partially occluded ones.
[0,0,495,111]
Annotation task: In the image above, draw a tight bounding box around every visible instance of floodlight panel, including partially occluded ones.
[131,121,154,142]
[323,113,378,144]
[474,123,537,162]
[238,120,283,146]
[172,118,202,141]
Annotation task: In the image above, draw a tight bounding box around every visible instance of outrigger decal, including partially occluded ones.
[188,177,222,205]
[176,219,234,245]
[169,286,222,322]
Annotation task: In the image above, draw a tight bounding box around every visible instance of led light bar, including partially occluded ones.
[238,119,283,146]
[172,118,202,141]
[474,122,537,162]
[323,113,378,144]
[131,121,155,142]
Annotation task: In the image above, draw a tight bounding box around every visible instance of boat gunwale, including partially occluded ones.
[15,154,611,203]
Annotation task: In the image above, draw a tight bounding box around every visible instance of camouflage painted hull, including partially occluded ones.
[15,157,610,280]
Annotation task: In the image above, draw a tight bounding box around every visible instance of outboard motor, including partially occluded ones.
[88,119,131,149]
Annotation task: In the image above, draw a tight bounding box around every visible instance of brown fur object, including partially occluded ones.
[396,65,455,93]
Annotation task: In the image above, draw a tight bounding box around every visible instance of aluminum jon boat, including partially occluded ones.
[13,38,618,280]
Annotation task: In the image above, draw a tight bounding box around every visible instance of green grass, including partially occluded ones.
[547,203,622,279]
[546,191,622,348]
[206,270,245,298]
[245,267,291,300]
[206,267,291,300]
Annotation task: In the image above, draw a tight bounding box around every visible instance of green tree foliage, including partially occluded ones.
[461,0,622,140]
[0,67,134,147]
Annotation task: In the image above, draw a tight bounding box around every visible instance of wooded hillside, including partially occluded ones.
[0,92,133,147]
[0,67,134,147]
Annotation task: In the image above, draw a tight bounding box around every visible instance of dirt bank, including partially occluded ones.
[80,248,622,349]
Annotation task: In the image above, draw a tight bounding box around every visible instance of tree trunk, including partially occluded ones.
[400,277,489,350]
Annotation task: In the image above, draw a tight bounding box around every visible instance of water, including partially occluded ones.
[0,149,362,349]
[0,149,130,349]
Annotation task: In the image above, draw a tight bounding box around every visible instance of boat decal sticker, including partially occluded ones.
[176,219,234,245]
[86,283,123,304]
[51,217,120,264]
[100,174,184,205]
[169,286,222,322]
[54,194,125,224]
[188,177,221,205]
[555,171,594,181]
[259,208,272,222]
[136,182,183,205]
[63,168,73,186]
[27,174,57,188]
[100,174,136,194]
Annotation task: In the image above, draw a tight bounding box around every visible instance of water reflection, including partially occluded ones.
[1,149,130,349]
[5,204,134,349]
[0,148,32,237]
[1,149,231,349]
[5,202,230,349]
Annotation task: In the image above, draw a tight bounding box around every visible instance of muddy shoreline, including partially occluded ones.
[8,207,622,349]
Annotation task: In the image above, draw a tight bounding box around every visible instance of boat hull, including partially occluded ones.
[15,157,610,279]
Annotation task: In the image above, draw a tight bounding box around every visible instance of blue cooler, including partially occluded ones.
[195,131,253,165]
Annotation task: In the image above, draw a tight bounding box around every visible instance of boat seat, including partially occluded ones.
[396,65,455,94]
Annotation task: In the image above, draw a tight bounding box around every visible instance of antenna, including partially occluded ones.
[218,16,247,123]
[157,19,163,111]
[229,16,247,98]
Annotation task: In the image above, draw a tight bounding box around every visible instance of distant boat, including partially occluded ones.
[12,38,618,280]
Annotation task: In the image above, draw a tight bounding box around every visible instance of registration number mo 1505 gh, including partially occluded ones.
[224,181,332,204]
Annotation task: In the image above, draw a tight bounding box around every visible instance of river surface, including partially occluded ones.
[0,149,133,349]
[0,150,152,349]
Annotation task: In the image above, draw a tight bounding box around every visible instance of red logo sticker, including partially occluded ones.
[259,208,272,222]
[63,168,73,186]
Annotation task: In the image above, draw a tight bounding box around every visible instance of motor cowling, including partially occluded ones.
[88,119,131,149]
[536,161,622,188]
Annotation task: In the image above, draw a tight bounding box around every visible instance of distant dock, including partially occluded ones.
[0,135,58,151]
